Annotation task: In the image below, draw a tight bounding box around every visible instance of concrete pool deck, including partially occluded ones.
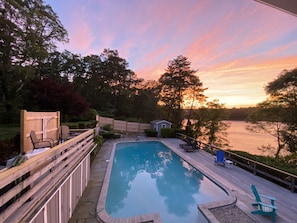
[68,137,297,223]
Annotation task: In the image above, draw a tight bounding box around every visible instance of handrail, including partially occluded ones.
[0,129,95,223]
[176,133,297,192]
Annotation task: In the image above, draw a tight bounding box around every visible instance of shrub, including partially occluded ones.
[160,128,175,138]
[144,129,157,137]
[102,124,113,132]
[100,132,121,139]
[94,135,104,146]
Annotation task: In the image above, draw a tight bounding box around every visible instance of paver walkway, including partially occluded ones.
[69,137,297,223]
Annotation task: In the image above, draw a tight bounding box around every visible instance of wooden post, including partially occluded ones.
[253,163,257,175]
[291,177,295,192]
[20,110,26,153]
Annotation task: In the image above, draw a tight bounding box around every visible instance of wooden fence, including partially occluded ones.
[177,133,297,193]
[0,129,95,223]
[20,110,60,153]
[96,115,151,133]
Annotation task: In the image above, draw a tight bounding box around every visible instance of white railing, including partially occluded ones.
[0,129,95,223]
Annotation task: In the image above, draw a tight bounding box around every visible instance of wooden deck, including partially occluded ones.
[69,137,297,223]
[162,138,297,223]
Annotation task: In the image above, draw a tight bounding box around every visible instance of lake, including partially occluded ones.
[225,120,277,156]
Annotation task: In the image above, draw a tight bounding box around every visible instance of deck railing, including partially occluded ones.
[176,133,297,193]
[0,129,96,223]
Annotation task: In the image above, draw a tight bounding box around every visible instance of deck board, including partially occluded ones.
[162,138,297,223]
[69,137,297,223]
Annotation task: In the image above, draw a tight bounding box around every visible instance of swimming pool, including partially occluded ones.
[98,141,230,223]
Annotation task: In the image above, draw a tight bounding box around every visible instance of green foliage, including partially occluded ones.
[160,128,175,138]
[144,129,158,137]
[62,120,97,129]
[99,132,121,139]
[193,99,230,147]
[0,0,68,123]
[231,150,297,175]
[93,135,104,146]
[71,49,144,120]
[23,78,89,119]
[102,124,113,132]
[247,68,297,157]
[0,127,20,141]
[228,107,255,121]
[90,135,103,163]
[98,124,121,139]
[69,108,98,122]
[0,132,20,165]
[159,55,205,128]
[62,122,79,129]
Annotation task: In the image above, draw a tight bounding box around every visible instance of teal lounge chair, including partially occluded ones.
[214,150,225,166]
[250,184,277,222]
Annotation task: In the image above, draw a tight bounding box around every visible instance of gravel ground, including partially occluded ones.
[210,205,257,223]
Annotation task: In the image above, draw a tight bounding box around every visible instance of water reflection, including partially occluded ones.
[106,141,224,222]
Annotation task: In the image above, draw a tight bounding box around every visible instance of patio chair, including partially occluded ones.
[214,150,225,166]
[250,184,277,222]
[58,125,72,143]
[183,140,200,152]
[179,137,192,148]
[30,130,55,149]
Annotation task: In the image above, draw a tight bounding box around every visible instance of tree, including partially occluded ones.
[22,78,89,121]
[39,50,83,82]
[183,81,208,135]
[247,68,297,157]
[0,0,68,123]
[71,49,144,118]
[159,55,205,128]
[132,80,161,122]
[247,100,288,157]
[100,49,142,117]
[194,100,230,148]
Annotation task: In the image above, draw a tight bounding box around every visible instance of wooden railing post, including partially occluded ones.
[291,177,296,192]
[253,163,257,175]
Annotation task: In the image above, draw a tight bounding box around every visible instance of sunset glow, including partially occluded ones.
[45,0,297,108]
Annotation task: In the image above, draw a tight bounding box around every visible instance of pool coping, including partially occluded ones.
[96,139,236,223]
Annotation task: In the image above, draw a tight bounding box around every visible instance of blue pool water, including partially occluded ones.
[105,141,228,223]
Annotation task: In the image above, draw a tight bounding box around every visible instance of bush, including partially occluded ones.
[102,124,113,132]
[66,122,79,129]
[144,129,157,137]
[160,128,175,138]
[0,133,20,165]
[94,135,104,146]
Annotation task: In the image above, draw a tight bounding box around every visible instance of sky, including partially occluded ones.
[45,0,297,108]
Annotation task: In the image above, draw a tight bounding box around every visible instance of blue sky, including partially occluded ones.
[45,0,297,107]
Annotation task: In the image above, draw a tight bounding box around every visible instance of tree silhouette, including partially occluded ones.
[23,78,89,118]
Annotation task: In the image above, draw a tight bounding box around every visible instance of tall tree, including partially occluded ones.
[22,78,89,121]
[133,80,161,122]
[99,49,142,117]
[194,100,230,148]
[71,49,143,118]
[39,50,83,82]
[159,55,204,128]
[247,68,297,157]
[0,0,68,123]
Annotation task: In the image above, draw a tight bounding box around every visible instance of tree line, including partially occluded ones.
[1,1,296,157]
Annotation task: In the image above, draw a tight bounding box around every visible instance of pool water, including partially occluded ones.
[105,141,228,223]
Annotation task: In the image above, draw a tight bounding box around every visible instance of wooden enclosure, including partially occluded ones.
[20,110,60,153]
[0,129,95,223]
